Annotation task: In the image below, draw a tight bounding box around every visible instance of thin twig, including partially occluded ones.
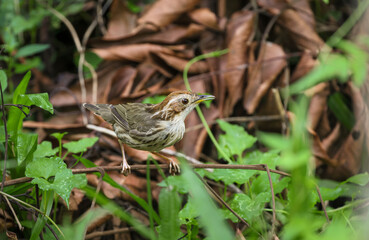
[0,164,290,187]
[263,164,276,236]
[44,221,60,240]
[315,184,329,223]
[194,171,250,227]
[96,0,108,35]
[85,227,132,239]
[3,195,23,230]
[83,61,98,104]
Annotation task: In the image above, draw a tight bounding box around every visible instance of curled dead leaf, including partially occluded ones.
[244,42,287,114]
[138,0,200,29]
[223,10,255,116]
[277,9,324,54]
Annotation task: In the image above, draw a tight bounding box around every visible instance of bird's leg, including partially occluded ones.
[118,140,131,176]
[151,152,180,175]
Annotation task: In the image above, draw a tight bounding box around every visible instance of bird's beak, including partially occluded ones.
[194,94,215,103]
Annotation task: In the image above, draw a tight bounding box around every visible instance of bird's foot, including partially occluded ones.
[169,160,180,175]
[121,162,131,176]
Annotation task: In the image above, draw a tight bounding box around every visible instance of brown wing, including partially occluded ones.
[112,103,163,137]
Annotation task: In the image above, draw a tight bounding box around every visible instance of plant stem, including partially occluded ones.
[183,49,232,163]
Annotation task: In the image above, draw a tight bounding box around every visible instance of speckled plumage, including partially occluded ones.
[83,90,214,175]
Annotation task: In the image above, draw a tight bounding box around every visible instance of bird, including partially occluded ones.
[83,90,215,176]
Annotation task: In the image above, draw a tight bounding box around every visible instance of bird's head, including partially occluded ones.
[150,90,215,121]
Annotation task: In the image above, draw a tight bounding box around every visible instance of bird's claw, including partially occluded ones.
[121,163,131,176]
[169,161,180,175]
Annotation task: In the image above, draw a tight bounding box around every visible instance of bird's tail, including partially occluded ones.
[83,103,114,124]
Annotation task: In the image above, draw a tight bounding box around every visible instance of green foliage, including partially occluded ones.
[26,157,87,207]
[7,72,53,136]
[14,44,50,58]
[142,95,167,104]
[63,137,99,153]
[217,119,257,161]
[33,141,58,158]
[158,188,182,240]
[15,132,38,165]
[74,51,103,78]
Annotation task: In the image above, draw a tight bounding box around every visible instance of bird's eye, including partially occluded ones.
[182,98,189,105]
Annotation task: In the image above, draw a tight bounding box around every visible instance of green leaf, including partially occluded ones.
[26,156,66,179]
[223,193,270,223]
[15,44,50,58]
[7,71,31,133]
[158,188,181,240]
[142,95,166,104]
[74,51,103,79]
[201,151,280,185]
[33,141,58,158]
[345,172,369,186]
[63,137,99,153]
[18,93,54,114]
[51,132,68,142]
[179,196,199,225]
[328,93,355,130]
[251,173,291,197]
[157,176,189,194]
[32,168,87,208]
[314,187,343,202]
[217,120,257,160]
[13,70,32,100]
[0,70,7,91]
[16,132,37,165]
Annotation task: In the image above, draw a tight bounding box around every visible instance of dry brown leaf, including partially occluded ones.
[138,0,200,28]
[223,10,255,116]
[187,8,220,31]
[277,9,324,54]
[244,42,287,114]
[68,188,85,211]
[153,51,209,74]
[50,62,122,107]
[258,0,315,29]
[308,82,330,130]
[107,66,137,102]
[93,44,173,62]
[92,24,205,47]
[291,51,319,83]
[309,128,337,167]
[104,0,137,39]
